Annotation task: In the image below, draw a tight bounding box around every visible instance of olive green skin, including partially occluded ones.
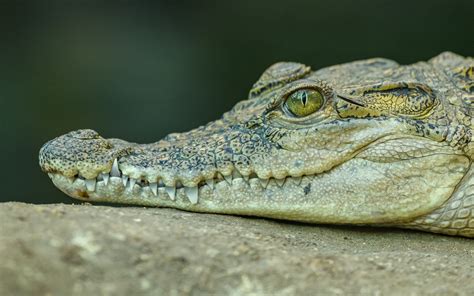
[40,52,474,237]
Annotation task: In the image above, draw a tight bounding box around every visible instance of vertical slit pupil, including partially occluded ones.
[301,91,307,106]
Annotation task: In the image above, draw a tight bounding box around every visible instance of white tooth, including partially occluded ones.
[293,177,302,186]
[111,158,121,177]
[243,175,249,182]
[249,178,261,190]
[158,179,165,187]
[85,179,96,191]
[268,179,277,187]
[150,183,158,196]
[232,170,242,179]
[276,178,286,187]
[122,175,129,187]
[260,178,270,189]
[127,178,136,190]
[184,187,199,204]
[224,174,233,185]
[166,186,176,200]
[206,179,214,189]
[101,173,110,185]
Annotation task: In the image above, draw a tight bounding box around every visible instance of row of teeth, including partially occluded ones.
[57,159,304,205]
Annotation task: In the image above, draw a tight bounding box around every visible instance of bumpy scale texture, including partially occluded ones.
[39,52,474,238]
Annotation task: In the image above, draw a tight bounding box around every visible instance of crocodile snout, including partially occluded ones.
[39,129,130,179]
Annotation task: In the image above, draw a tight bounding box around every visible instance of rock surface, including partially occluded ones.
[0,202,473,295]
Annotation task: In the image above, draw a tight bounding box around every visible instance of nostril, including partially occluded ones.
[68,129,101,140]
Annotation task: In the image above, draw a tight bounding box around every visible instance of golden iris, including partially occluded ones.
[285,89,324,117]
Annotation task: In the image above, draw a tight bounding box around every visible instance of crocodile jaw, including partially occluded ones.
[39,53,474,236]
[40,122,469,225]
[47,147,469,224]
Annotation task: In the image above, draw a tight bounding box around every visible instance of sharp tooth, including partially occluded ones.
[249,178,260,190]
[232,170,242,179]
[158,179,165,187]
[101,173,110,185]
[276,178,286,187]
[166,186,176,200]
[224,174,233,185]
[184,187,199,204]
[85,179,96,191]
[293,177,302,186]
[243,175,249,182]
[111,158,121,177]
[150,182,158,196]
[216,173,224,181]
[48,173,53,179]
[260,178,270,189]
[127,178,136,190]
[206,179,214,189]
[122,175,129,187]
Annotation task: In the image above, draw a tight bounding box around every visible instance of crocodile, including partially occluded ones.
[39,52,474,238]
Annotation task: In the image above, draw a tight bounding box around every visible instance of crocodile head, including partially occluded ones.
[39,52,473,232]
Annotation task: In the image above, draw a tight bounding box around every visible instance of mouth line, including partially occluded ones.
[45,137,410,205]
[46,134,440,205]
[48,158,310,205]
[47,151,441,206]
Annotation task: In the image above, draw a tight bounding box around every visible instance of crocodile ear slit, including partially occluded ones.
[337,94,366,107]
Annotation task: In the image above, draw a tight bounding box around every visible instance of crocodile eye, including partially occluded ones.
[285,89,324,117]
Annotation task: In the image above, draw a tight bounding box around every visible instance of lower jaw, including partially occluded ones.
[48,153,466,225]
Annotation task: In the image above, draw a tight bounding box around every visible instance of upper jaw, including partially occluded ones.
[45,135,461,207]
[40,117,447,201]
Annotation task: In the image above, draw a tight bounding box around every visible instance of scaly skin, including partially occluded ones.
[39,52,474,237]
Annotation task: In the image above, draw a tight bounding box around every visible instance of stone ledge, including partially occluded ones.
[0,202,473,295]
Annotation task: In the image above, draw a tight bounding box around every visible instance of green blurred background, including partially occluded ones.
[1,0,472,204]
